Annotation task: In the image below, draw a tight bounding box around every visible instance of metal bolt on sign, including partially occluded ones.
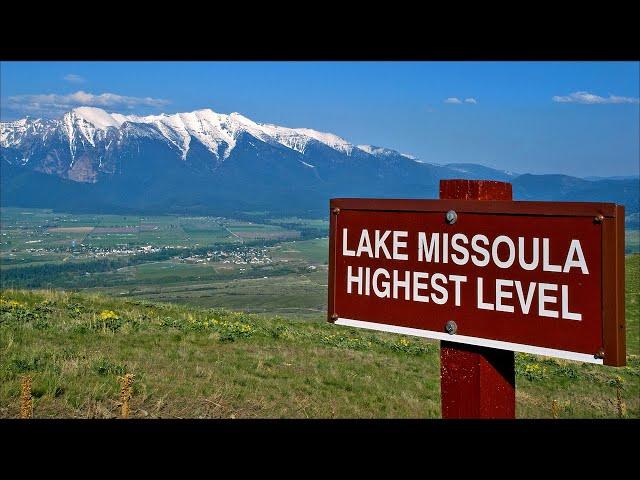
[445,320,458,335]
[445,210,457,224]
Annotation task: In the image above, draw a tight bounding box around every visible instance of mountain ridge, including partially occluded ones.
[1,107,637,219]
[1,106,424,170]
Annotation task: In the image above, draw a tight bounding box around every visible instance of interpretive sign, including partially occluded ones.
[328,197,625,366]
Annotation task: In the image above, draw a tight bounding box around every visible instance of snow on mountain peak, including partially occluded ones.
[358,144,417,160]
[258,123,355,155]
[71,107,125,129]
[291,128,353,154]
[2,106,423,164]
[357,145,384,155]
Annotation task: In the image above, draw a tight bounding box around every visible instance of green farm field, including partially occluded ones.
[0,208,303,256]
[1,208,330,319]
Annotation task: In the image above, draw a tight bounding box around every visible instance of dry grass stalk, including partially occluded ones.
[20,375,33,419]
[614,377,626,418]
[118,373,134,419]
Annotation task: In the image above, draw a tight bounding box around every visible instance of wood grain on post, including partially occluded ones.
[439,179,516,419]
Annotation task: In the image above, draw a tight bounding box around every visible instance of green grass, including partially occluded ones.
[274,238,329,265]
[2,207,638,418]
[90,265,328,320]
[1,254,638,419]
[0,290,440,418]
[79,238,330,319]
[624,254,639,356]
[103,271,328,320]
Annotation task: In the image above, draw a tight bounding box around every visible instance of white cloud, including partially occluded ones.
[444,97,477,105]
[552,91,639,104]
[5,90,170,117]
[63,74,85,84]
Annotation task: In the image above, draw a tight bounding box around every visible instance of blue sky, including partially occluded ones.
[1,61,638,177]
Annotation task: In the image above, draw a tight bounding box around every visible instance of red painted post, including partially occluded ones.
[440,179,516,419]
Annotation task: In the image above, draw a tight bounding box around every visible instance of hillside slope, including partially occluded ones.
[1,256,638,419]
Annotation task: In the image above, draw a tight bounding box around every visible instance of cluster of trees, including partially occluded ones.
[1,257,132,289]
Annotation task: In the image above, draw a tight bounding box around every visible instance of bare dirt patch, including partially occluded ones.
[93,227,139,233]
[235,231,300,240]
[47,227,95,234]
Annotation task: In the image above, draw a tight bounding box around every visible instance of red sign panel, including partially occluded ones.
[328,199,625,366]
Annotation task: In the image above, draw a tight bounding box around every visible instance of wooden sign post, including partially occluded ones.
[327,179,626,419]
[439,179,515,418]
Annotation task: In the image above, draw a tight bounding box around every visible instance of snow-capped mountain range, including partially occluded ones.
[1,106,421,179]
[1,107,636,218]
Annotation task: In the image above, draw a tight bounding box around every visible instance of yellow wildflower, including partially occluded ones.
[0,299,26,308]
[99,310,119,321]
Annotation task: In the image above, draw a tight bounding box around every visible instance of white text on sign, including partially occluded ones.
[342,229,587,320]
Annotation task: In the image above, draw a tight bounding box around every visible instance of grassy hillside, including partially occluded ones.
[1,255,638,419]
